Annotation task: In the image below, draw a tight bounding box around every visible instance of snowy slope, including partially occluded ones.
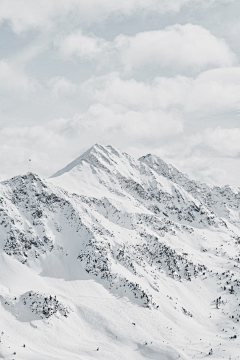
[1,144,240,359]
[140,153,240,229]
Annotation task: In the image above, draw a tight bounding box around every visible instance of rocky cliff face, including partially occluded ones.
[1,144,240,359]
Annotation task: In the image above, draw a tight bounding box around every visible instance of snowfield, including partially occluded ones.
[1,144,240,359]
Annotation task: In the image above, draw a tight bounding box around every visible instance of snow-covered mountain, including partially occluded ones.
[1,144,240,359]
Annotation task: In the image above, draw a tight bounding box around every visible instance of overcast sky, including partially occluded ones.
[1,0,240,186]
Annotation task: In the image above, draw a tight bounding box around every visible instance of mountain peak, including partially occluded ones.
[50,143,116,178]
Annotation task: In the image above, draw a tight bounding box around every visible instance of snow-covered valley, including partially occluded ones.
[1,144,240,359]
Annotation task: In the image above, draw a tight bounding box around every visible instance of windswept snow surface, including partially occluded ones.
[1,144,240,359]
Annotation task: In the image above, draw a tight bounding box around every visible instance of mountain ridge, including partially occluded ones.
[1,144,240,359]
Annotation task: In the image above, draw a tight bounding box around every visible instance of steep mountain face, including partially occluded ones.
[140,153,240,228]
[50,144,229,229]
[1,144,240,360]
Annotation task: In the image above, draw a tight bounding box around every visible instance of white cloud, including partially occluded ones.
[56,24,236,72]
[187,127,240,158]
[83,67,240,114]
[115,24,236,72]
[48,77,78,98]
[0,60,38,94]
[0,0,232,33]
[0,0,183,33]
[83,73,154,108]
[148,126,240,160]
[57,30,110,60]
[182,67,240,112]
